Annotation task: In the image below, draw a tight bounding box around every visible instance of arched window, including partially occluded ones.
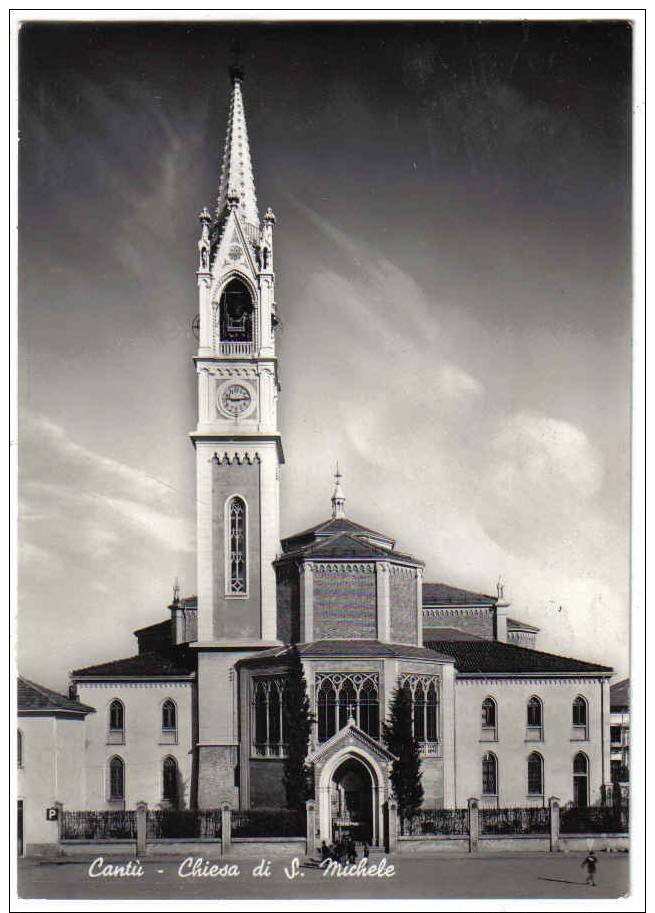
[108,756,125,801]
[317,680,337,743]
[108,700,125,744]
[400,675,440,752]
[219,278,253,342]
[17,729,22,768]
[481,697,497,740]
[482,752,498,796]
[162,700,176,731]
[316,673,380,742]
[162,756,179,806]
[527,752,544,796]
[572,696,588,739]
[359,678,380,738]
[526,696,543,740]
[252,678,287,757]
[413,682,426,742]
[573,752,589,807]
[227,497,247,594]
[161,700,177,744]
[426,681,439,743]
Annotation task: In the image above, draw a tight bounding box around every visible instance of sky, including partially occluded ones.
[17,20,632,689]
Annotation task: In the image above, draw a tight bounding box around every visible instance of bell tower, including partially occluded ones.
[192,67,283,806]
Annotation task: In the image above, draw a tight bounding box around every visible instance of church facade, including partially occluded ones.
[35,69,614,848]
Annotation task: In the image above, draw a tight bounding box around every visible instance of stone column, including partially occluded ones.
[467,798,479,853]
[305,800,317,857]
[135,801,147,857]
[221,802,232,856]
[549,797,560,853]
[386,798,398,853]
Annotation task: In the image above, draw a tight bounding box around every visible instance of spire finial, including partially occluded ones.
[331,463,346,519]
[173,577,180,604]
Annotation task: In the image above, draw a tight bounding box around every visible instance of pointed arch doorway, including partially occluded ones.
[308,719,396,847]
[331,757,374,845]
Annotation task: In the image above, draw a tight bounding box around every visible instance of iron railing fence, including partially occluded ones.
[231,808,305,837]
[61,810,136,840]
[480,806,551,835]
[146,808,222,840]
[400,808,469,836]
[560,805,629,834]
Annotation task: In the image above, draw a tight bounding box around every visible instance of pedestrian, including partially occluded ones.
[320,840,330,862]
[581,851,598,887]
[363,842,369,860]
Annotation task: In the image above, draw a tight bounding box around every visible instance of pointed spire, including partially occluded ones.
[215,67,259,238]
[331,463,346,519]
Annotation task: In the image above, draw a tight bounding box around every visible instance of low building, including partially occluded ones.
[17,678,95,854]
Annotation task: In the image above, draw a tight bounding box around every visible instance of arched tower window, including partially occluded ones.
[219,278,253,342]
[227,497,247,594]
[527,752,544,795]
[108,699,125,744]
[108,756,125,801]
[162,756,179,806]
[482,752,498,796]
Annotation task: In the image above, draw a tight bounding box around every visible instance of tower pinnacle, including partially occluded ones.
[331,463,346,519]
[215,68,259,238]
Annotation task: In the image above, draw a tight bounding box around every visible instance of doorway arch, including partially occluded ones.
[316,746,387,847]
[330,757,374,846]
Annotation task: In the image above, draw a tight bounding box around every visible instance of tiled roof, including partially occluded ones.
[507,617,540,632]
[18,677,95,714]
[72,651,195,678]
[422,582,497,606]
[276,532,422,566]
[421,627,486,641]
[133,619,171,637]
[424,640,612,675]
[282,517,395,551]
[610,677,629,710]
[239,640,455,666]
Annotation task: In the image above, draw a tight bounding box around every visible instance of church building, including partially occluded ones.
[39,68,613,848]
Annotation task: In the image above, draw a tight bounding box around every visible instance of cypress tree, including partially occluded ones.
[382,681,424,820]
[282,644,314,812]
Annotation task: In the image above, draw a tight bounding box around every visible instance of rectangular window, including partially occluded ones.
[610,725,622,745]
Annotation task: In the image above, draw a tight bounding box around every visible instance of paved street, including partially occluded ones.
[17,851,629,901]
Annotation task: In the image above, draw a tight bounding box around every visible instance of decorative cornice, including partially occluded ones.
[211,451,261,465]
[311,562,375,574]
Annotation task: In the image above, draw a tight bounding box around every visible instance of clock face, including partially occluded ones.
[219,383,252,417]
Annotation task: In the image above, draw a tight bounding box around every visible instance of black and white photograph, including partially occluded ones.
[13,12,639,907]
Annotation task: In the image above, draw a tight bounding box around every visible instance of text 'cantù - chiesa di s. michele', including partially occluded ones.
[42,68,614,846]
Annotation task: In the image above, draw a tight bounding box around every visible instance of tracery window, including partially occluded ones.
[400,674,440,755]
[572,696,589,740]
[482,752,498,795]
[108,699,125,744]
[481,697,497,741]
[316,673,380,742]
[252,678,288,757]
[227,497,247,594]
